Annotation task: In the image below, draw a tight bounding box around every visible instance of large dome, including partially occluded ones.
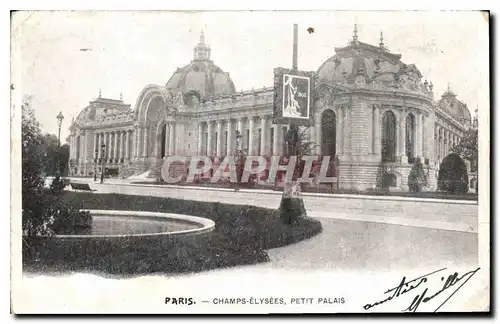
[316,26,430,96]
[165,31,236,99]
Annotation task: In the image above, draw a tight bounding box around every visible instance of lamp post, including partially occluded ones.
[56,111,64,176]
[93,148,98,181]
[100,144,106,184]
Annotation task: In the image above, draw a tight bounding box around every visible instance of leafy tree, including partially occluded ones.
[451,116,478,172]
[375,160,389,189]
[408,158,427,192]
[22,96,90,254]
[438,153,469,194]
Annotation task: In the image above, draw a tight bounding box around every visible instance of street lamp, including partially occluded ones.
[56,111,64,176]
[94,148,98,181]
[100,144,106,184]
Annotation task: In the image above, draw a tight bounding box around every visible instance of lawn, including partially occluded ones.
[23,192,323,277]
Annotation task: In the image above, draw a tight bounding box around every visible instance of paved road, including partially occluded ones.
[62,179,479,271]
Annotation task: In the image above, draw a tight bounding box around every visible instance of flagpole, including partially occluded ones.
[279,23,307,225]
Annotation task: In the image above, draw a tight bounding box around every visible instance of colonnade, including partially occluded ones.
[434,124,461,160]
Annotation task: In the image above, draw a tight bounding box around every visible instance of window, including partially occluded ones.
[321,110,336,157]
[405,113,415,163]
[381,111,396,162]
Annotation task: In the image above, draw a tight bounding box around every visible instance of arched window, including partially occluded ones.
[405,113,416,163]
[321,110,336,157]
[381,111,396,162]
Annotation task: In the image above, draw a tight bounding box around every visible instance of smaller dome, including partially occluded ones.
[165,31,236,99]
[438,86,472,125]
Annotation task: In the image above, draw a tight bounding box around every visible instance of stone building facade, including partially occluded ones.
[68,27,472,191]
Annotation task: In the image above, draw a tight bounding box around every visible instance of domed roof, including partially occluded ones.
[437,86,472,125]
[317,26,428,94]
[165,31,236,99]
[72,93,133,128]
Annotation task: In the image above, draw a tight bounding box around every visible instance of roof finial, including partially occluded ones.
[352,24,358,42]
[447,82,452,92]
[120,92,123,100]
[98,88,102,98]
[379,30,385,49]
[200,29,205,44]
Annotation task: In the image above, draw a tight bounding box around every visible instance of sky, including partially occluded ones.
[12,11,489,141]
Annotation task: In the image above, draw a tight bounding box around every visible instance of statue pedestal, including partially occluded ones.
[279,180,307,224]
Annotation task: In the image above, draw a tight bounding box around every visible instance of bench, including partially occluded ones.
[70,182,92,191]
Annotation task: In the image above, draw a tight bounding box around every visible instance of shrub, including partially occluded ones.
[438,153,469,194]
[408,158,427,192]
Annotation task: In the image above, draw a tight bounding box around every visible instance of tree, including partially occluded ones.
[22,96,90,253]
[451,116,478,172]
[438,153,469,194]
[408,157,427,192]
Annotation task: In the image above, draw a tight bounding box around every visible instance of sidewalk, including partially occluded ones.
[63,177,477,206]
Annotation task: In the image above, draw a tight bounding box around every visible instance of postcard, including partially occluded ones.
[10,10,490,314]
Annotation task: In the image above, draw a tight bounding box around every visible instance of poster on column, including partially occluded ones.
[273,67,315,126]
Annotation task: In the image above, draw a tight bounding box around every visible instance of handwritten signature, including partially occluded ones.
[363,267,480,312]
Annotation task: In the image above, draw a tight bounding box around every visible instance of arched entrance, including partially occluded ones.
[381,110,397,162]
[321,109,336,157]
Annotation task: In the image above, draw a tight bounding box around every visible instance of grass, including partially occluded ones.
[131,180,478,201]
[23,192,323,277]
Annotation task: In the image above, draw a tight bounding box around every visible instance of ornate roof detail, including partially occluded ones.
[165,30,236,101]
[316,26,431,97]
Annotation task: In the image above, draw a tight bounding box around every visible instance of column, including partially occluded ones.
[421,115,426,159]
[207,121,213,156]
[114,132,118,161]
[443,129,447,156]
[237,118,243,134]
[415,113,422,158]
[168,123,175,155]
[260,116,267,155]
[440,128,444,158]
[79,131,85,162]
[373,105,381,155]
[96,134,100,158]
[399,114,406,161]
[216,121,223,157]
[143,127,148,158]
[248,117,255,155]
[273,124,280,156]
[337,106,344,155]
[93,133,98,158]
[227,119,233,156]
[197,123,203,155]
[315,121,321,156]
[119,132,124,159]
[125,131,130,159]
[135,127,140,158]
[162,124,168,157]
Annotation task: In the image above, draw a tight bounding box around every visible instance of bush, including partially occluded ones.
[408,158,427,192]
[438,153,469,194]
